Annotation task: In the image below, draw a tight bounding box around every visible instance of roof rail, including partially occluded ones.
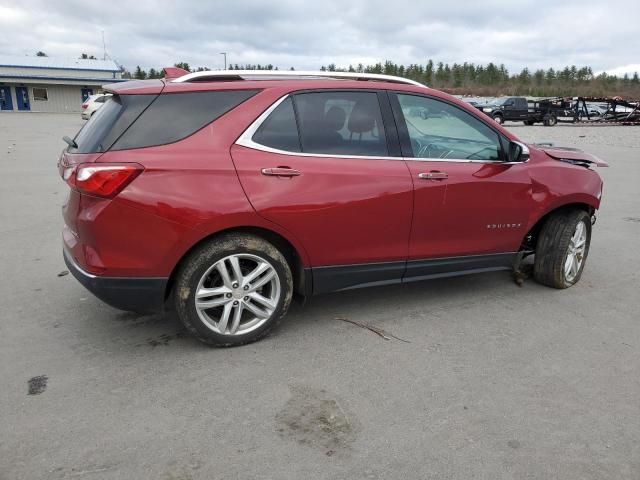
[171,70,427,88]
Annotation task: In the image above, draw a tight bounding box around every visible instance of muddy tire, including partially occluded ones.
[173,233,293,346]
[534,210,592,289]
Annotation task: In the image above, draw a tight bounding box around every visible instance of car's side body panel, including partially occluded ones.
[230,144,414,267]
[61,77,605,310]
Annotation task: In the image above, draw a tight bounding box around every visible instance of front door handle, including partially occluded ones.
[418,171,448,180]
[261,167,302,177]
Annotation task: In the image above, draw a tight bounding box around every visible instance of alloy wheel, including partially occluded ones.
[564,221,587,283]
[195,253,281,335]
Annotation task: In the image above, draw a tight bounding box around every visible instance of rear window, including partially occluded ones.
[72,94,155,153]
[71,90,258,153]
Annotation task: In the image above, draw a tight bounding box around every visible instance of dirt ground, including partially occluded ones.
[1,114,639,479]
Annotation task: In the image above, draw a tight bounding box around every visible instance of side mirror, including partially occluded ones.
[508,141,529,163]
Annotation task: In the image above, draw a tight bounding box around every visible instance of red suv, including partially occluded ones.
[59,69,606,346]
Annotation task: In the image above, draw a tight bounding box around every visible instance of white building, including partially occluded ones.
[0,55,124,113]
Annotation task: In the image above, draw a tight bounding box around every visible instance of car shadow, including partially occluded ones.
[70,269,540,352]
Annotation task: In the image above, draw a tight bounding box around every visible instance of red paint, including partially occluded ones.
[61,78,604,285]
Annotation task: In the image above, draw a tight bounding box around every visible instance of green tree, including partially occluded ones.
[133,66,147,80]
[174,62,191,72]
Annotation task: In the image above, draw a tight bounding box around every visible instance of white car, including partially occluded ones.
[81,94,111,120]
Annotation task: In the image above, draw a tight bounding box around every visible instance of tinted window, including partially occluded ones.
[397,94,502,161]
[72,94,155,153]
[294,91,388,156]
[252,97,301,152]
[112,90,258,150]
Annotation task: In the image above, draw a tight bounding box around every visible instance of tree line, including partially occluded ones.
[123,60,640,98]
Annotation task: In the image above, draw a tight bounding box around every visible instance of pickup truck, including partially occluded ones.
[477,97,562,126]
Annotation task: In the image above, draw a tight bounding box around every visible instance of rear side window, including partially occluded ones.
[250,91,388,157]
[252,97,301,152]
[71,90,258,153]
[111,90,258,151]
[294,91,388,156]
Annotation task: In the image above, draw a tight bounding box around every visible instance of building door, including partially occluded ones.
[15,86,30,111]
[81,88,93,102]
[0,86,13,111]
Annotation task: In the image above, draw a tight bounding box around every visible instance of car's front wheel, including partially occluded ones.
[534,209,592,288]
[173,233,293,346]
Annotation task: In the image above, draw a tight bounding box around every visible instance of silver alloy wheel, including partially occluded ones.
[195,253,281,336]
[564,221,587,283]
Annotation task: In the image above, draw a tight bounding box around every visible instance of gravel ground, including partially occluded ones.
[1,114,639,480]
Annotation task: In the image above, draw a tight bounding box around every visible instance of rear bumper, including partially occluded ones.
[64,248,168,312]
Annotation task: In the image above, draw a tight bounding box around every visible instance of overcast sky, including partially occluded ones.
[1,0,638,76]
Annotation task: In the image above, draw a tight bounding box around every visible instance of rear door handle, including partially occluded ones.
[418,171,448,180]
[261,167,302,177]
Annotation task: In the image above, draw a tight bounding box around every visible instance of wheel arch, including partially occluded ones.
[164,226,311,305]
[521,202,595,251]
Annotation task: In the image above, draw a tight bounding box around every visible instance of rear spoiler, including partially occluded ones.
[163,67,190,80]
[102,79,165,95]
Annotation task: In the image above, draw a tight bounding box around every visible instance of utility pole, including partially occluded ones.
[220,52,227,70]
[102,30,106,60]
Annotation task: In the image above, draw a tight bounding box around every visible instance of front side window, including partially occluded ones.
[397,94,501,161]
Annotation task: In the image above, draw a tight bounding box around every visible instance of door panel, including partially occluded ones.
[15,86,30,111]
[406,160,531,258]
[81,88,93,102]
[231,145,413,266]
[0,86,13,110]
[391,92,532,259]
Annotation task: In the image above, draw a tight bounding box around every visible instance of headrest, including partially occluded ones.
[324,106,346,132]
[347,101,376,134]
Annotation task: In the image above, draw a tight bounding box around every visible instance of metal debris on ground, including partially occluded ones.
[334,317,410,343]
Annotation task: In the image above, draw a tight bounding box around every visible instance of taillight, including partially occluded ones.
[81,104,88,109]
[66,163,143,198]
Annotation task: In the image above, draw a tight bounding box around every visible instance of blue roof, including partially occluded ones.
[0,55,121,72]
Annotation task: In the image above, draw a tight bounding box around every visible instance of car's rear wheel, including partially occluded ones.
[173,233,293,346]
[534,210,591,288]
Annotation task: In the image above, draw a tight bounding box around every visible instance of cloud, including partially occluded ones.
[1,0,638,75]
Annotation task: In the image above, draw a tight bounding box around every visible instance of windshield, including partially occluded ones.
[487,98,508,106]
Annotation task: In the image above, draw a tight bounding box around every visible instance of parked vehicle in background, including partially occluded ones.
[479,97,530,124]
[59,70,607,347]
[478,96,576,126]
[81,93,112,120]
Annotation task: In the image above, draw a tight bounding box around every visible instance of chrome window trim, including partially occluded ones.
[235,94,529,165]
